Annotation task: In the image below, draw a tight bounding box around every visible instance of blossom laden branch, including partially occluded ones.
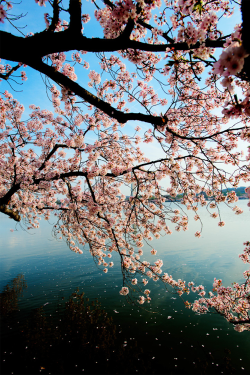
[0,29,226,62]
[27,59,167,126]
[0,0,249,329]
[0,204,21,222]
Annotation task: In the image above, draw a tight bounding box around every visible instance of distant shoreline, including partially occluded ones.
[124,197,249,202]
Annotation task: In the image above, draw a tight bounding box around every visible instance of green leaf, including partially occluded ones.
[193,0,203,15]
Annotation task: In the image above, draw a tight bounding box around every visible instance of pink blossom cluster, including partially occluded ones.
[177,19,209,47]
[88,70,101,87]
[21,71,27,81]
[232,206,244,215]
[62,64,77,82]
[119,287,129,296]
[239,241,250,264]
[246,187,250,209]
[35,0,48,6]
[50,52,66,72]
[81,14,90,24]
[95,0,149,39]
[245,187,250,199]
[50,85,61,108]
[177,0,201,16]
[0,4,7,23]
[190,241,250,332]
[213,45,249,92]
[72,52,82,64]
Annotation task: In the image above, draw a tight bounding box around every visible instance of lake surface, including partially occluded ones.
[1,200,250,374]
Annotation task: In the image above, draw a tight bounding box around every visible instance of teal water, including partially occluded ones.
[0,200,250,373]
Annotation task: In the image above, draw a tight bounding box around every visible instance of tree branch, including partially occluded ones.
[47,0,60,33]
[241,0,250,81]
[230,319,250,324]
[119,18,135,40]
[101,0,174,43]
[68,0,82,34]
[137,19,174,44]
[0,64,20,80]
[38,144,68,171]
[0,205,21,222]
[27,59,166,126]
[0,29,225,64]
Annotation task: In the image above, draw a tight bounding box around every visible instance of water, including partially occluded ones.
[1,200,250,373]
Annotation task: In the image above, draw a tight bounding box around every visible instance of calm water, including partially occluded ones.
[1,200,250,373]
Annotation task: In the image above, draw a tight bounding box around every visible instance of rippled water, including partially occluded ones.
[1,200,250,373]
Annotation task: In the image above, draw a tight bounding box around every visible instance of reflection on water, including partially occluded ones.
[1,285,151,374]
[0,281,238,374]
[0,200,250,373]
[0,274,27,316]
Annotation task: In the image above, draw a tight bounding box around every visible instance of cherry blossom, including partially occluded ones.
[191,241,250,332]
[0,0,249,330]
[0,5,7,23]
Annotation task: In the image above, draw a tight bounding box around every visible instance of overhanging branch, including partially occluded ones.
[27,59,166,126]
[0,29,225,63]
[0,205,21,222]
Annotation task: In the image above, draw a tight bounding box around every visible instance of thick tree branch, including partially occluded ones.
[120,18,135,40]
[230,319,250,324]
[241,0,250,81]
[0,184,21,206]
[68,0,82,33]
[47,0,60,33]
[27,59,166,126]
[0,29,225,64]
[0,205,21,222]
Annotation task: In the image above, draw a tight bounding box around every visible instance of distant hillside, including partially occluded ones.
[126,187,248,200]
[162,187,248,201]
[198,187,247,198]
[221,187,247,196]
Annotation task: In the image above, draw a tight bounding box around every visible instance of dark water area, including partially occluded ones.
[0,201,250,374]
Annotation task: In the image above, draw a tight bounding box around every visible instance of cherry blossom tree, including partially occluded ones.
[0,0,249,330]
